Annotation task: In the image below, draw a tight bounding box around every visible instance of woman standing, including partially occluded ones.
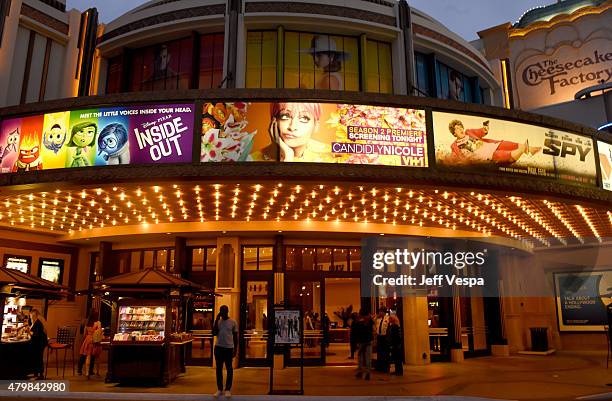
[29,309,48,379]
[78,315,101,377]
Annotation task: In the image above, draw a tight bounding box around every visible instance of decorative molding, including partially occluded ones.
[98,4,226,44]
[244,2,397,27]
[20,3,68,35]
[413,23,491,72]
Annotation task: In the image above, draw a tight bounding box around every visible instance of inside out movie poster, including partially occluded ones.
[433,111,597,186]
[200,102,428,167]
[0,104,194,173]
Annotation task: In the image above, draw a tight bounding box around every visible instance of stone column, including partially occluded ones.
[215,236,241,367]
[401,295,430,365]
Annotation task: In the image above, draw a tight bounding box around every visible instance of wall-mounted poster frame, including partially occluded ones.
[38,257,65,284]
[3,254,32,274]
[553,270,612,332]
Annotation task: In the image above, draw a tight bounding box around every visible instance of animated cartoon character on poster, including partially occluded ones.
[13,116,43,172]
[41,111,70,169]
[0,125,20,171]
[97,123,130,165]
[67,121,97,167]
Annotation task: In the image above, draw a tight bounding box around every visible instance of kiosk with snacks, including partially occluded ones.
[0,267,68,379]
[92,268,216,385]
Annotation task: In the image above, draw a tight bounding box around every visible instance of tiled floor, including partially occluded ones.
[19,351,612,401]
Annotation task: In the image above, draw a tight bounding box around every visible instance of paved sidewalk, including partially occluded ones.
[1,351,610,401]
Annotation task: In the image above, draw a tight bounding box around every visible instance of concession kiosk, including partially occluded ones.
[0,267,68,379]
[92,268,216,385]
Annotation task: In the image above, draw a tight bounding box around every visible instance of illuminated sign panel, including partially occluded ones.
[200,102,428,167]
[511,12,611,110]
[3,254,32,273]
[433,111,597,186]
[554,270,612,332]
[0,104,194,173]
[598,140,612,191]
[39,258,64,284]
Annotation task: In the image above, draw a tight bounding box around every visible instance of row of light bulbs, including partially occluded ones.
[0,183,609,247]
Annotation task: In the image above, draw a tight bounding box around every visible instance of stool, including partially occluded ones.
[46,326,77,378]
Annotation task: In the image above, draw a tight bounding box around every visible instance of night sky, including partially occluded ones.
[67,0,552,41]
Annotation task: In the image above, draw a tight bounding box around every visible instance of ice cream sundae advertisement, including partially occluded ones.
[200,102,428,166]
[0,104,194,173]
[433,111,597,187]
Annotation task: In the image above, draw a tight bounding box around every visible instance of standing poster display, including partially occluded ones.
[201,102,427,167]
[554,270,612,332]
[269,307,303,395]
[598,141,612,191]
[0,104,194,173]
[433,111,597,186]
[274,309,301,345]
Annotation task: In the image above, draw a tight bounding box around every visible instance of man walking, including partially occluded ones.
[213,305,238,399]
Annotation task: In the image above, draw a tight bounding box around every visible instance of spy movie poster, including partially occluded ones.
[433,111,597,186]
[201,102,428,167]
[598,141,612,191]
[0,104,194,173]
[274,309,301,345]
[554,270,612,332]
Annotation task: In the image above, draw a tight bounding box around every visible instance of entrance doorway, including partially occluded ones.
[324,277,360,365]
[240,273,273,366]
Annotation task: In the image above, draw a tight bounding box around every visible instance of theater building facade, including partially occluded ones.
[0,0,610,370]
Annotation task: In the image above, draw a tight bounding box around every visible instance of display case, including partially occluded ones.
[114,305,166,342]
[1,297,31,343]
[108,298,191,385]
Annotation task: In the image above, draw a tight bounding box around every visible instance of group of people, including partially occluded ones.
[349,307,403,380]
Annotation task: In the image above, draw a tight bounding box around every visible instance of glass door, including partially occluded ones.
[240,273,273,366]
[187,296,214,366]
[286,276,324,366]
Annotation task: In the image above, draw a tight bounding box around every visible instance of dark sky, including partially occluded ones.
[67,0,552,41]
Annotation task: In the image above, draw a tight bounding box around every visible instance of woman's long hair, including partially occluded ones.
[31,309,48,334]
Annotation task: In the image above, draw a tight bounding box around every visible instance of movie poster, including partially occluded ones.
[598,141,612,191]
[200,102,428,167]
[554,270,612,332]
[433,111,597,186]
[274,309,301,344]
[0,118,22,173]
[0,103,194,173]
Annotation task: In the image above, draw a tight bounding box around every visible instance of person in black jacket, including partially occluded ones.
[354,308,374,380]
[388,315,403,376]
[29,309,48,379]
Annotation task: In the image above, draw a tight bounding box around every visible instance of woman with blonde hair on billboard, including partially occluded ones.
[448,119,541,165]
[256,102,331,162]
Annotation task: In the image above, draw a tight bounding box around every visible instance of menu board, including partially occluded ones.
[201,102,427,166]
[3,254,32,273]
[0,104,194,173]
[554,270,612,332]
[598,141,612,191]
[433,111,597,187]
[38,258,64,284]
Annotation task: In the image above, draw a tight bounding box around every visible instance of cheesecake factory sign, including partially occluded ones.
[512,15,611,110]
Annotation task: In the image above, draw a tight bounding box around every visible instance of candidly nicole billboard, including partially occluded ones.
[598,141,612,191]
[433,111,597,186]
[0,104,194,173]
[200,102,428,167]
